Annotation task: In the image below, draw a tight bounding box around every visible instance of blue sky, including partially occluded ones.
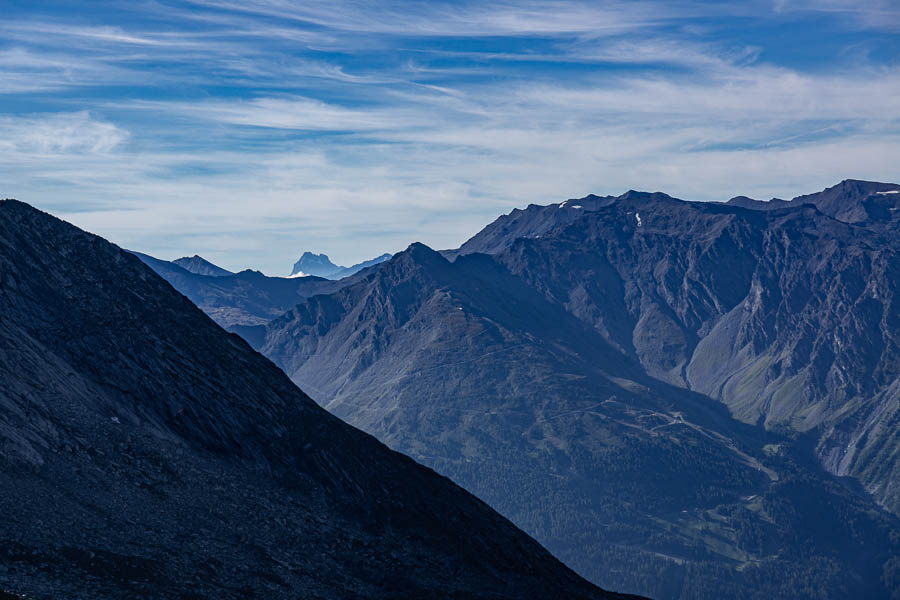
[2,0,899,274]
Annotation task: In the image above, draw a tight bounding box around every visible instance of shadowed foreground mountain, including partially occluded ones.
[0,200,633,600]
[250,181,900,599]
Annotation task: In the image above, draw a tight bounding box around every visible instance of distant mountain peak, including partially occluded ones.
[616,190,680,205]
[291,252,339,278]
[172,254,233,277]
[299,251,331,261]
[726,196,792,211]
[405,241,437,255]
[290,250,391,280]
[377,243,448,280]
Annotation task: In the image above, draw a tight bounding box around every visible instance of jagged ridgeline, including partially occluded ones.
[290,251,392,280]
[0,200,641,600]
[165,180,898,600]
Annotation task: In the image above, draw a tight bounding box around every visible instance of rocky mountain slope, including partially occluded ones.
[0,199,629,600]
[249,181,900,599]
[445,193,617,258]
[481,183,900,515]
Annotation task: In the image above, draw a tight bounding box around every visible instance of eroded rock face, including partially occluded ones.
[488,189,900,515]
[253,183,900,599]
[0,200,620,600]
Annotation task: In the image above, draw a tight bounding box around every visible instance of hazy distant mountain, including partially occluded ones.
[132,252,345,331]
[249,181,900,599]
[172,254,233,277]
[0,199,629,600]
[724,196,792,211]
[291,251,392,279]
[131,251,391,333]
[291,252,340,277]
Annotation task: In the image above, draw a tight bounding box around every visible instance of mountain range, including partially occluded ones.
[290,251,392,280]
[141,179,900,599]
[0,199,634,599]
[131,252,345,332]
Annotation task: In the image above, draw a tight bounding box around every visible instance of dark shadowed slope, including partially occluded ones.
[256,186,900,599]
[0,200,632,600]
[172,254,233,277]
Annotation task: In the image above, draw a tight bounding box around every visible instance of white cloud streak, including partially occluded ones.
[0,112,128,154]
[180,0,682,37]
[774,0,900,31]
[1,0,898,272]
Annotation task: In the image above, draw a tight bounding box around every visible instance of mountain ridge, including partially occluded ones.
[248,181,900,599]
[0,199,625,600]
[131,251,347,330]
[172,254,233,277]
[290,251,392,280]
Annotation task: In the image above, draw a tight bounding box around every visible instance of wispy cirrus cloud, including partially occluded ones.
[133,96,403,131]
[0,111,128,153]
[180,0,679,37]
[1,1,898,273]
[774,0,900,31]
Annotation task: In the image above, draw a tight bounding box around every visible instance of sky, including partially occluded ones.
[2,1,899,274]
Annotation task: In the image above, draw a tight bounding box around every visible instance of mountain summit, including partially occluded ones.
[290,251,391,279]
[290,251,340,277]
[0,199,629,600]
[172,254,233,277]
